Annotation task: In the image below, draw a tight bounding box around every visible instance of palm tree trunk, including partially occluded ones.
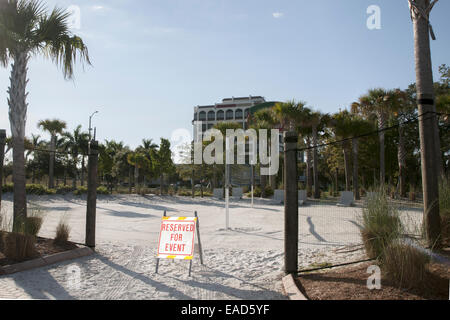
[8,51,29,230]
[128,167,132,194]
[377,111,386,186]
[191,167,195,198]
[342,141,351,191]
[0,130,5,213]
[49,134,55,189]
[260,169,267,197]
[352,138,360,200]
[334,167,338,196]
[398,123,407,197]
[306,139,313,195]
[81,156,85,186]
[134,164,139,194]
[12,136,27,229]
[411,0,441,246]
[312,126,320,199]
[160,174,163,195]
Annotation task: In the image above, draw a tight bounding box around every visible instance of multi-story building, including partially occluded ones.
[192,96,266,141]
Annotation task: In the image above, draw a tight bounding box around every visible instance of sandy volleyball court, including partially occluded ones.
[0,194,422,300]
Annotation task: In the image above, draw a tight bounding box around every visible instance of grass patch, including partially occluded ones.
[382,243,431,290]
[359,187,402,260]
[439,178,450,244]
[54,218,71,244]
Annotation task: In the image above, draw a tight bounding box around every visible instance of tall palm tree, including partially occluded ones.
[0,0,90,227]
[353,88,390,186]
[127,152,150,194]
[26,134,43,183]
[250,109,278,195]
[409,0,441,246]
[38,119,67,189]
[62,125,89,188]
[139,138,158,188]
[303,110,330,199]
[383,89,413,197]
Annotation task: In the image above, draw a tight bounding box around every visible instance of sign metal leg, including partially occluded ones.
[155,210,167,274]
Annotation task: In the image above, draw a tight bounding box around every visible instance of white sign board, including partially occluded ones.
[157,217,197,260]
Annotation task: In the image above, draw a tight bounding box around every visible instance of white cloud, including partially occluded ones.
[272,12,284,19]
[91,5,105,11]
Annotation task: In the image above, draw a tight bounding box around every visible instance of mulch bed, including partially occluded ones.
[297,261,449,300]
[0,236,79,267]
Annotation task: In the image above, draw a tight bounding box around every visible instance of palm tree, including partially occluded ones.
[409,0,441,246]
[383,89,413,197]
[303,110,330,199]
[26,134,43,183]
[62,125,89,188]
[0,0,90,227]
[249,109,277,195]
[139,139,158,188]
[153,138,175,195]
[353,88,390,186]
[38,119,67,189]
[127,152,150,194]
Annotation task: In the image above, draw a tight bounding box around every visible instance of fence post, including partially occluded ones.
[86,140,99,248]
[284,131,298,275]
[0,130,6,212]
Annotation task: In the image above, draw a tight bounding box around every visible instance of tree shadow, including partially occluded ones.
[167,265,287,300]
[306,217,327,243]
[6,267,74,300]
[95,254,194,300]
[96,206,159,219]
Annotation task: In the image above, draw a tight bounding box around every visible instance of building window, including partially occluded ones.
[244,109,249,118]
[217,110,225,120]
[207,123,214,130]
[199,111,206,121]
[202,124,207,132]
[226,110,234,120]
[235,109,243,119]
[193,113,198,121]
[207,111,216,121]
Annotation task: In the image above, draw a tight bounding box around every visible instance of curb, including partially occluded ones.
[282,274,309,300]
[0,247,94,276]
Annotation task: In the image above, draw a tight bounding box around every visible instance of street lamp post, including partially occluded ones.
[89,111,99,141]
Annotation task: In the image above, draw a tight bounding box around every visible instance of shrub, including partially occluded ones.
[2,183,56,195]
[360,187,402,260]
[263,185,274,198]
[194,190,212,197]
[1,232,37,262]
[97,186,110,195]
[177,190,192,197]
[1,183,13,193]
[74,186,88,195]
[26,184,50,195]
[56,186,75,194]
[253,186,262,197]
[439,178,450,243]
[24,217,43,237]
[54,219,71,244]
[382,242,430,290]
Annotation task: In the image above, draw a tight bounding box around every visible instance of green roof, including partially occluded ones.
[248,101,280,115]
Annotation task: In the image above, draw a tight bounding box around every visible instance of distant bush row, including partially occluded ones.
[1,184,110,195]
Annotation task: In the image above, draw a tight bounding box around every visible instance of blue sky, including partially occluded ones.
[0,0,449,150]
